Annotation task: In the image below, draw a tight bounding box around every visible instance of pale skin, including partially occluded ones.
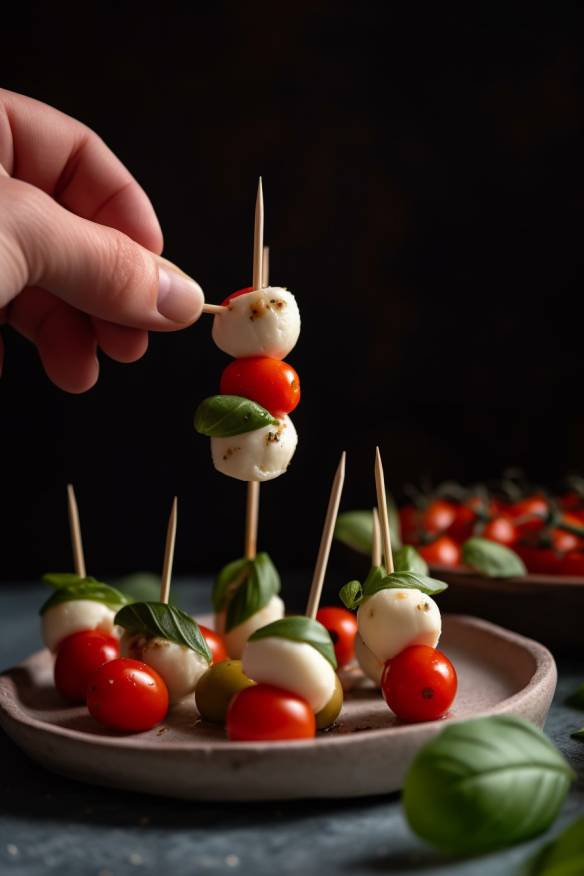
[0,89,204,392]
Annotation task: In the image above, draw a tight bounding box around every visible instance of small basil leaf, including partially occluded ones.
[114,572,160,603]
[462,537,527,578]
[114,602,212,662]
[571,728,584,742]
[393,545,429,575]
[565,683,584,710]
[40,578,128,615]
[519,815,584,876]
[334,507,402,555]
[403,715,574,856]
[212,557,251,613]
[249,616,337,669]
[339,580,363,610]
[194,395,278,438]
[43,572,86,588]
[363,569,447,599]
[225,553,280,632]
[362,564,388,597]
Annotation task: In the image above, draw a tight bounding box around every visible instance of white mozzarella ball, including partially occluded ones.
[42,601,117,653]
[354,633,384,686]
[212,287,300,359]
[211,416,297,482]
[357,588,441,664]
[242,636,336,713]
[121,634,209,703]
[215,595,284,659]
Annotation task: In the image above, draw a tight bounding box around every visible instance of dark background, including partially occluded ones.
[1,5,583,583]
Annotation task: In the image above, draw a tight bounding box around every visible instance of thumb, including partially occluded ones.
[0,177,204,329]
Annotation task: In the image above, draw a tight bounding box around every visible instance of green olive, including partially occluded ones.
[195,659,255,724]
[315,673,343,730]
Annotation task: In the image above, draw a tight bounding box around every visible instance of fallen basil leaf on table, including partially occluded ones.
[565,682,584,710]
[570,728,584,742]
[403,715,574,855]
[462,537,527,577]
[393,545,429,576]
[518,814,584,875]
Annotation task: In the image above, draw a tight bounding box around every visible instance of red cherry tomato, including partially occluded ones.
[514,544,559,575]
[399,505,419,544]
[418,535,461,568]
[226,684,315,741]
[381,645,457,722]
[221,286,253,306]
[86,658,169,732]
[550,513,584,554]
[316,606,358,668]
[220,356,300,417]
[507,496,549,537]
[481,516,518,547]
[447,504,476,543]
[561,551,584,577]
[420,500,457,535]
[54,630,119,703]
[199,625,229,664]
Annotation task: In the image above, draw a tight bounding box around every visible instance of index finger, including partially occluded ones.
[0,88,163,253]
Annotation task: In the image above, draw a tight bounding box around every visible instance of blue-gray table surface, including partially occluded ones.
[0,580,582,876]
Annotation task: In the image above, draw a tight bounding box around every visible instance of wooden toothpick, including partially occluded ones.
[372,506,381,567]
[305,452,347,619]
[374,447,394,573]
[252,177,264,290]
[262,245,270,288]
[160,497,178,604]
[202,302,228,314]
[244,481,260,560]
[67,484,86,578]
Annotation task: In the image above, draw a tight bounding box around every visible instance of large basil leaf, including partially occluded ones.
[334,507,402,555]
[225,553,280,632]
[520,815,584,875]
[194,395,278,437]
[403,716,574,855]
[212,557,251,613]
[115,602,211,662]
[249,616,337,669]
[393,545,429,576]
[40,577,128,615]
[462,537,526,578]
[363,570,448,599]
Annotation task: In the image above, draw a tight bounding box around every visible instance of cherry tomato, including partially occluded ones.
[550,513,584,554]
[199,625,229,664]
[399,505,419,544]
[86,658,169,732]
[316,606,358,668]
[514,544,560,575]
[561,551,584,577]
[420,500,457,535]
[221,286,253,306]
[507,496,549,537]
[54,630,119,703]
[418,535,461,568]
[381,645,457,722]
[559,492,584,513]
[446,504,476,543]
[226,683,315,741]
[220,356,300,417]
[481,516,518,547]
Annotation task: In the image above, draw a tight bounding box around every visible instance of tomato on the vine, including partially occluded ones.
[446,504,476,543]
[54,630,120,703]
[226,684,315,741]
[507,496,549,537]
[199,625,229,664]
[514,544,560,575]
[220,356,300,418]
[561,551,584,577]
[381,645,457,722]
[481,516,518,547]
[418,535,461,568]
[316,606,358,668]
[86,658,169,732]
[420,500,457,535]
[221,286,253,306]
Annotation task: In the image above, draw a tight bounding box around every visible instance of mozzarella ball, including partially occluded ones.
[121,634,209,703]
[354,633,384,686]
[215,595,284,659]
[357,588,441,664]
[211,416,297,482]
[242,636,336,713]
[42,601,117,653]
[212,287,300,359]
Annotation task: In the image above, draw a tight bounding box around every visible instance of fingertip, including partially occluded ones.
[93,319,149,363]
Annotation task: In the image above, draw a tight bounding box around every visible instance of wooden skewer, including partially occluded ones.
[374,447,394,573]
[252,177,264,290]
[371,506,381,567]
[202,302,228,314]
[262,245,270,288]
[67,484,86,578]
[244,481,260,560]
[305,452,347,619]
[160,497,178,604]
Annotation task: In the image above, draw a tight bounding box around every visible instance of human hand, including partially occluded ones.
[0,89,204,392]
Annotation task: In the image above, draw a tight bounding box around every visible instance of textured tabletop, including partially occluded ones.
[0,580,583,876]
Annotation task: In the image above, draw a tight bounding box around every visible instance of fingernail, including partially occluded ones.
[157,265,204,323]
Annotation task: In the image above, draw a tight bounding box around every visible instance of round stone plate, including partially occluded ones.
[0,614,556,801]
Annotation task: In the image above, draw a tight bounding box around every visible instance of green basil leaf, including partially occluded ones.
[334,507,402,555]
[570,728,584,742]
[462,537,527,578]
[403,716,575,855]
[339,580,363,610]
[114,602,212,662]
[114,572,160,603]
[362,564,388,596]
[43,572,86,588]
[194,395,278,437]
[519,815,584,876]
[565,682,584,710]
[393,545,429,575]
[225,553,280,632]
[40,577,128,615]
[249,616,337,669]
[363,569,447,599]
[212,557,251,613]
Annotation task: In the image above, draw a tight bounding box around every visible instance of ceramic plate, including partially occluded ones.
[0,615,556,801]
